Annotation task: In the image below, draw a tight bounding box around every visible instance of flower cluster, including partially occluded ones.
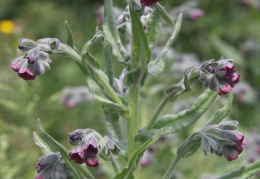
[195,121,247,161]
[199,58,240,95]
[68,129,120,167]
[35,153,72,179]
[10,38,60,81]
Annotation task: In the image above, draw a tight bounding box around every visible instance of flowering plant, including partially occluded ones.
[9,0,260,178]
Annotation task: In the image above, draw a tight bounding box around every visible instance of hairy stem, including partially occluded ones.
[127,85,139,158]
[162,153,182,179]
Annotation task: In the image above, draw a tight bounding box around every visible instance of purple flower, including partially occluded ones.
[18,66,35,81]
[199,59,241,96]
[223,132,247,161]
[35,176,44,179]
[86,156,99,167]
[84,139,99,156]
[141,0,163,6]
[10,47,51,81]
[218,85,232,96]
[69,149,85,164]
[10,60,21,72]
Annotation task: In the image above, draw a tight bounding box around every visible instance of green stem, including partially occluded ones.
[127,85,139,158]
[218,160,260,179]
[162,153,182,179]
[146,95,168,131]
[61,43,123,106]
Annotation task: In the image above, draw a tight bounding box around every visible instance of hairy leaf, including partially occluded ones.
[147,14,182,77]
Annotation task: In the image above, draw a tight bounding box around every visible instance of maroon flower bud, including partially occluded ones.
[86,156,99,167]
[69,131,82,145]
[69,149,85,164]
[84,138,99,156]
[141,0,163,6]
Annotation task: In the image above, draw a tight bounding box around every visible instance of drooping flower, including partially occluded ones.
[84,136,99,156]
[199,59,240,96]
[35,153,72,179]
[141,0,163,6]
[10,48,51,81]
[86,156,99,167]
[69,149,85,164]
[222,132,247,161]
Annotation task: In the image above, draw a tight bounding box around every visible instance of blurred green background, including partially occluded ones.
[1,0,260,178]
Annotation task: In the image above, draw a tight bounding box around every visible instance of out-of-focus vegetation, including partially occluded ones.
[1,0,260,178]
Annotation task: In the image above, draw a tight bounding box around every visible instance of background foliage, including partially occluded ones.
[0,0,260,178]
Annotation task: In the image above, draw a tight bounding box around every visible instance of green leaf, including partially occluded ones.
[205,91,233,126]
[137,90,218,140]
[153,3,174,25]
[102,104,125,144]
[129,8,151,83]
[37,119,94,179]
[146,1,167,50]
[147,13,182,77]
[218,160,260,179]
[103,40,114,86]
[33,132,52,155]
[64,20,77,51]
[103,0,128,63]
[87,77,127,112]
[114,130,161,179]
[81,31,103,57]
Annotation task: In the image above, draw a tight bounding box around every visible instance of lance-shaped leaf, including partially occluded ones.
[33,132,52,155]
[37,119,94,179]
[102,104,125,144]
[153,3,174,25]
[87,76,127,112]
[103,39,114,86]
[218,160,260,179]
[146,0,167,50]
[147,13,182,77]
[129,8,151,83]
[103,0,128,63]
[114,130,161,179]
[136,90,218,140]
[153,89,217,129]
[64,20,79,53]
[205,91,233,126]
